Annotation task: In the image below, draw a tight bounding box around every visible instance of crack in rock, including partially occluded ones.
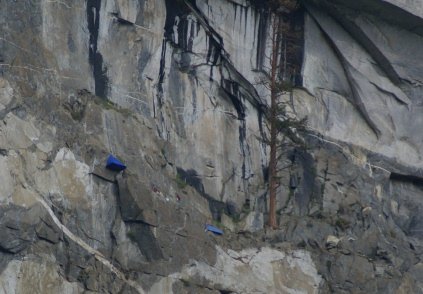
[34,194,146,294]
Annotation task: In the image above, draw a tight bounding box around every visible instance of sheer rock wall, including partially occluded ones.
[1,0,423,293]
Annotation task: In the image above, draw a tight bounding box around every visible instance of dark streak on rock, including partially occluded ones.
[239,123,249,180]
[87,0,108,99]
[222,80,245,120]
[90,172,116,184]
[247,0,269,10]
[390,173,423,187]
[256,9,269,70]
[176,167,226,220]
[127,222,163,261]
[295,149,317,216]
[116,175,164,261]
[162,0,273,187]
[110,12,134,26]
[206,35,221,66]
[157,40,167,109]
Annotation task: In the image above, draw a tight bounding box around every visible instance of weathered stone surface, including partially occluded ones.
[35,217,61,244]
[0,259,82,294]
[299,0,423,169]
[326,235,340,249]
[150,246,322,294]
[113,171,218,278]
[1,0,423,292]
[0,205,46,254]
[240,211,264,233]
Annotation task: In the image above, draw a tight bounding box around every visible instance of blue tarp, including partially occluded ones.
[205,224,223,235]
[106,155,126,171]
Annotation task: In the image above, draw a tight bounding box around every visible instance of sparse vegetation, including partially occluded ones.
[175,173,188,189]
[212,219,223,228]
[93,95,116,110]
[93,96,133,117]
[181,278,192,287]
[389,229,397,239]
[77,269,89,284]
[126,230,137,242]
[335,217,351,230]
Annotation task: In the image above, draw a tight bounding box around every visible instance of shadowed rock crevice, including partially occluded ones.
[2,0,423,292]
[126,222,163,262]
[116,173,164,261]
[176,167,226,220]
[304,0,423,36]
[87,0,108,98]
[0,205,41,254]
[162,0,266,113]
[390,172,423,187]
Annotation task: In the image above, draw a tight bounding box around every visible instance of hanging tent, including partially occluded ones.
[106,155,127,171]
[205,224,223,235]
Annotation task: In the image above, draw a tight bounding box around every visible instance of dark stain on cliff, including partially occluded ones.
[164,0,224,67]
[221,80,245,120]
[110,12,134,25]
[176,167,226,220]
[87,0,108,98]
[248,0,270,9]
[127,222,164,261]
[390,172,423,187]
[157,0,190,113]
[162,0,265,113]
[296,150,317,215]
[238,120,251,180]
[157,40,167,109]
[206,37,222,66]
[256,9,269,70]
[255,3,304,84]
[290,7,305,87]
[164,0,191,42]
[220,79,253,180]
[162,0,267,185]
[116,175,164,261]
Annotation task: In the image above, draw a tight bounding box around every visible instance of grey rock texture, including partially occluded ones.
[299,0,423,167]
[0,0,423,293]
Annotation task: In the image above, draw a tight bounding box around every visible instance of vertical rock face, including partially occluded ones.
[292,0,423,292]
[1,0,423,293]
[299,0,423,167]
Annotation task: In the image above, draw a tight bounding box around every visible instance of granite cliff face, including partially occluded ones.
[0,0,423,293]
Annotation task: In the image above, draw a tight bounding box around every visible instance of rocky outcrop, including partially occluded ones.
[151,246,322,294]
[1,0,423,293]
[299,0,423,168]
